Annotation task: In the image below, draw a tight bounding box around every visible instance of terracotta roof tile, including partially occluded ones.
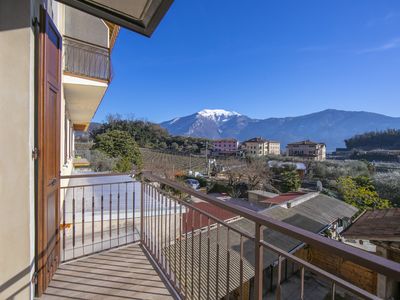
[182,202,238,233]
[342,208,400,240]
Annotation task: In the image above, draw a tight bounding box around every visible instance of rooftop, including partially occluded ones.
[182,201,238,233]
[287,140,325,146]
[342,208,400,241]
[260,193,358,224]
[260,192,307,205]
[164,192,359,299]
[248,190,279,199]
[268,160,307,170]
[243,137,280,144]
[212,138,238,142]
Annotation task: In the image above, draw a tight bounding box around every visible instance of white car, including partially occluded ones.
[185,178,200,190]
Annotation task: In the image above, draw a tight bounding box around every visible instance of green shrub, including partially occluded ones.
[92,130,142,172]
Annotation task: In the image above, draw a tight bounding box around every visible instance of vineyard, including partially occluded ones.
[140,148,243,174]
[141,148,207,173]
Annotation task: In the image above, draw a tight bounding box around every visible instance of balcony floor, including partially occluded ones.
[41,243,174,300]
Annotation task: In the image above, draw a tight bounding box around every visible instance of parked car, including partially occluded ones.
[185,178,200,190]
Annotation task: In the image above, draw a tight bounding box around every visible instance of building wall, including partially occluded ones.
[0,1,76,298]
[376,246,400,300]
[245,141,280,157]
[296,246,377,295]
[0,0,38,298]
[287,143,326,161]
[65,6,109,48]
[268,142,281,155]
[212,139,238,153]
[245,141,268,156]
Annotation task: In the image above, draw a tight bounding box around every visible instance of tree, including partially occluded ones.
[93,130,142,172]
[170,142,179,151]
[224,159,272,198]
[279,170,301,193]
[243,160,271,190]
[225,165,246,198]
[89,149,117,172]
[337,176,391,211]
[373,172,400,207]
[345,129,400,150]
[90,114,209,153]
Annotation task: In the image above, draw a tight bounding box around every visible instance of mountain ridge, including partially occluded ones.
[160,109,400,151]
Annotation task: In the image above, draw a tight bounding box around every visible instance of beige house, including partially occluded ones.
[286,140,327,161]
[243,137,281,157]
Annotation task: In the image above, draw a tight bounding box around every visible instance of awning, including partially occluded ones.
[56,0,173,37]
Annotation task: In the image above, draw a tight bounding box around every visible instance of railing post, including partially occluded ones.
[255,222,263,299]
[140,179,144,243]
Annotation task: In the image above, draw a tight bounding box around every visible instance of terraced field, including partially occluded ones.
[140,148,243,174]
[141,148,207,173]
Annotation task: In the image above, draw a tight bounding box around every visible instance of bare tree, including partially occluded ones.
[224,159,271,197]
[243,159,271,190]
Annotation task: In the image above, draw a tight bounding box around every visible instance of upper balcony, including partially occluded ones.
[61,5,116,131]
[42,172,400,300]
[63,36,111,82]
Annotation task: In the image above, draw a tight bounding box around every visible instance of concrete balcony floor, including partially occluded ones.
[40,243,173,300]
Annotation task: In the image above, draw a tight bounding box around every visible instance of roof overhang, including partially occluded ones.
[56,0,173,37]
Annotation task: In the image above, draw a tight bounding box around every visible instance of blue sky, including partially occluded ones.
[94,0,400,123]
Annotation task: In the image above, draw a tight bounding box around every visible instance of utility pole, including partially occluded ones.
[205,141,208,176]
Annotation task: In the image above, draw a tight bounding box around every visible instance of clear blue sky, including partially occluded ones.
[94,0,400,123]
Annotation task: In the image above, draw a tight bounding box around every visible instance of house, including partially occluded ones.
[341,208,400,299]
[164,192,358,299]
[212,138,239,155]
[243,137,281,157]
[0,0,172,298]
[268,160,307,178]
[286,140,327,161]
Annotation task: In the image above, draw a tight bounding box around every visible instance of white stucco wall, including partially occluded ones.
[0,2,109,298]
[0,0,37,298]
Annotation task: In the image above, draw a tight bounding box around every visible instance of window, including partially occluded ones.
[69,125,73,159]
[64,115,68,164]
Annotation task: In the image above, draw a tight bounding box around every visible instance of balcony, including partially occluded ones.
[63,36,111,82]
[46,173,400,300]
[62,36,110,131]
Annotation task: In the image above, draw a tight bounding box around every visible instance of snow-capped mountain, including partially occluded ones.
[197,109,241,120]
[160,109,400,150]
[161,109,251,139]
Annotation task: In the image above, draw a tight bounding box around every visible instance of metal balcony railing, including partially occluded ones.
[59,172,400,300]
[63,36,111,81]
[60,173,138,261]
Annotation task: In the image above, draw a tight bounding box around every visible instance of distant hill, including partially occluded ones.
[345,129,400,150]
[160,109,400,151]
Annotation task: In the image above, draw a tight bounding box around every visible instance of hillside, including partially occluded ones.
[345,129,400,150]
[161,109,400,151]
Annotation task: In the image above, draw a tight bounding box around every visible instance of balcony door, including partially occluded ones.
[36,7,62,296]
